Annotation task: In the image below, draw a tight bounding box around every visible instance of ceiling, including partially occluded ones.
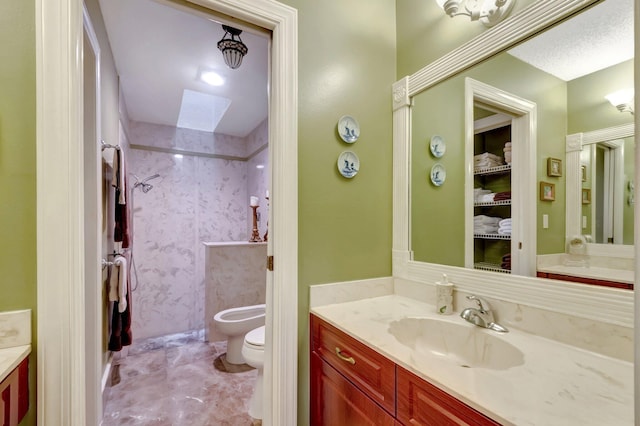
[98,0,269,138]
[508,0,634,81]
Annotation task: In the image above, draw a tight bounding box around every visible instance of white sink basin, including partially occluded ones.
[388,317,524,370]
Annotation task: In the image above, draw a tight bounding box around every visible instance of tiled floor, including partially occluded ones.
[102,330,260,426]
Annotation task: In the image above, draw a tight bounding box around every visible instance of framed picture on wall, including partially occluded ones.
[547,157,562,177]
[540,182,555,201]
[582,188,591,204]
[581,165,587,182]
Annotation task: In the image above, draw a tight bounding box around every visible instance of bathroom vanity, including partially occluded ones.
[310,294,633,426]
[0,310,31,426]
[311,313,498,425]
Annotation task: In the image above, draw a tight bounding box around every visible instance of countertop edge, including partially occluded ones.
[0,345,31,383]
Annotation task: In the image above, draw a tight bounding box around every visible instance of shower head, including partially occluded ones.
[141,183,153,193]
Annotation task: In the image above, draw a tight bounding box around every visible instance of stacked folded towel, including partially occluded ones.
[474,215,501,234]
[474,152,503,169]
[498,218,512,235]
[474,188,493,202]
[493,191,511,201]
[503,142,512,164]
[501,253,511,270]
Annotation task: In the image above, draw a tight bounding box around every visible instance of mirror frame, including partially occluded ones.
[566,123,634,253]
[392,0,632,328]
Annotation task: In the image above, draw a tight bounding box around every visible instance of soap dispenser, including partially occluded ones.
[435,273,454,315]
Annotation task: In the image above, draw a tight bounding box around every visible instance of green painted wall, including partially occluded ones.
[411,52,567,264]
[276,1,396,424]
[567,60,634,134]
[0,1,37,425]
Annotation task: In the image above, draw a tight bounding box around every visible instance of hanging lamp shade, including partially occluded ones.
[217,25,248,70]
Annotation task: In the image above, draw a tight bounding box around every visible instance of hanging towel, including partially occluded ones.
[113,148,131,248]
[109,255,128,313]
[109,252,133,351]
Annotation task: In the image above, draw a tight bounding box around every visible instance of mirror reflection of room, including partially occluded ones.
[410,0,633,286]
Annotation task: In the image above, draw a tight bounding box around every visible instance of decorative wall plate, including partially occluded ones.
[430,135,446,158]
[337,151,360,178]
[337,115,360,143]
[430,163,446,186]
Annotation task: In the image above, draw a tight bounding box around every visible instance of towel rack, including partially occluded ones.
[101,140,120,151]
[101,259,114,270]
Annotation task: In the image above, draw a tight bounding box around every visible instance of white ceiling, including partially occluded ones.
[508,0,634,81]
[98,0,269,138]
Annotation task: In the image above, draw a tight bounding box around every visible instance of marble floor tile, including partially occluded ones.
[103,330,260,426]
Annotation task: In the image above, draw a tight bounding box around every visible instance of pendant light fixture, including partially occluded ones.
[217,25,248,70]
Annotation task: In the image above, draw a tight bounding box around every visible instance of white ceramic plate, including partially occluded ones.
[430,163,446,186]
[430,135,446,158]
[337,115,360,143]
[337,151,360,178]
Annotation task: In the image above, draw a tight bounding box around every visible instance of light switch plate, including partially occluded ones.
[542,214,549,229]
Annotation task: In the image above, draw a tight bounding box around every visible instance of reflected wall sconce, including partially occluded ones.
[605,88,634,115]
[434,0,516,27]
[217,25,248,70]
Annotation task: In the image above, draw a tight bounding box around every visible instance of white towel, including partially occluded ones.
[474,215,501,224]
[475,225,499,234]
[498,218,512,227]
[478,193,495,203]
[109,255,128,313]
[498,228,512,235]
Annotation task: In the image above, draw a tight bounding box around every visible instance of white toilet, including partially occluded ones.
[242,325,265,420]
[213,304,265,364]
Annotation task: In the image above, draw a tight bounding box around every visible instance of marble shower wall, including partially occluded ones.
[127,121,268,340]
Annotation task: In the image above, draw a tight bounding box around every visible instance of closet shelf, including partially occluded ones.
[473,233,510,240]
[474,164,511,176]
[473,262,511,274]
[474,200,511,207]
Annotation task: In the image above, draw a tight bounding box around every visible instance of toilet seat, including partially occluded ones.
[244,325,265,348]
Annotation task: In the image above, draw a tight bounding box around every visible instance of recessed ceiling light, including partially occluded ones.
[199,69,224,86]
[256,164,265,169]
[174,154,184,159]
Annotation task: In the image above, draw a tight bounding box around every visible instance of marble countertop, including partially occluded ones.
[0,309,32,383]
[0,345,30,383]
[311,295,633,426]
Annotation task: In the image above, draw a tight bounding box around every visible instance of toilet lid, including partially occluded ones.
[245,325,265,347]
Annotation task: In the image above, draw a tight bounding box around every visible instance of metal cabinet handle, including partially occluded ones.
[335,347,356,365]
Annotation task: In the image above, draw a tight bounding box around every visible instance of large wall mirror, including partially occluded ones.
[406,0,633,280]
[392,0,634,325]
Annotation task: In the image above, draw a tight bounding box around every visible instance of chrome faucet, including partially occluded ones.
[460,295,508,333]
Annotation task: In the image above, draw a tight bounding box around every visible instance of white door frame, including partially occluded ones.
[464,78,537,276]
[82,5,103,424]
[35,0,298,424]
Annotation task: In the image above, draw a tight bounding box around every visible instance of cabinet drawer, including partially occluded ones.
[397,366,501,426]
[311,314,396,415]
[311,352,395,426]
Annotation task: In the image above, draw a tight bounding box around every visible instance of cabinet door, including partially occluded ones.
[311,352,395,426]
[397,367,501,426]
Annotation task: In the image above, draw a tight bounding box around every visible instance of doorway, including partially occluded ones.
[36,0,298,424]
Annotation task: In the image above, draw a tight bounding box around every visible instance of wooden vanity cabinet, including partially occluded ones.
[311,314,501,426]
[397,366,500,426]
[0,357,29,426]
